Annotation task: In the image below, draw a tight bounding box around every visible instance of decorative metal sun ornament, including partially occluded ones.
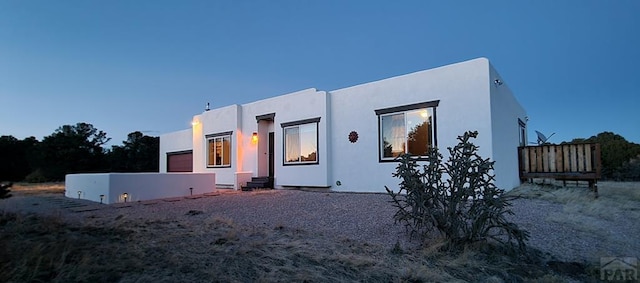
[348,131,359,143]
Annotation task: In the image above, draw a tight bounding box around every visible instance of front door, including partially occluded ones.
[268,132,274,178]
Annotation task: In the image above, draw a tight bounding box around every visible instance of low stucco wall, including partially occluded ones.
[65,173,216,204]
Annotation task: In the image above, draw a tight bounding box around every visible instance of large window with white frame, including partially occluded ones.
[281,117,320,165]
[206,132,232,168]
[375,100,438,161]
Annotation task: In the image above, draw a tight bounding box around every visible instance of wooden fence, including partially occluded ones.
[518,143,601,195]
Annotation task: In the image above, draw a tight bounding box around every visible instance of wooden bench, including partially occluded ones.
[518,143,602,197]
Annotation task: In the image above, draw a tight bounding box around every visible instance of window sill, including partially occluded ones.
[283,162,319,166]
[379,157,430,163]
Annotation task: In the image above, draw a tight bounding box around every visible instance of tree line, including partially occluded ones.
[1,124,639,183]
[0,122,159,182]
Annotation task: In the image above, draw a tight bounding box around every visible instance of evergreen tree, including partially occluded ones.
[35,123,111,180]
[108,131,159,172]
[579,132,640,180]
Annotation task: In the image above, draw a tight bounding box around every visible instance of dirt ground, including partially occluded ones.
[1,181,638,282]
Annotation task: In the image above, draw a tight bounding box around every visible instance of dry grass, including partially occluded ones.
[508,179,640,267]
[508,180,640,222]
[11,182,65,195]
[0,212,136,282]
[0,211,572,282]
[0,182,600,282]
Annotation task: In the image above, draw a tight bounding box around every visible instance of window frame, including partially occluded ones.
[281,117,321,166]
[375,100,439,162]
[205,131,233,168]
[518,118,527,147]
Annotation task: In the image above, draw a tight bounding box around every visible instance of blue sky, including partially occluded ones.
[1,0,638,146]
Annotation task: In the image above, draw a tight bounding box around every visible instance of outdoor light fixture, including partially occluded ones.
[252,132,259,143]
[123,193,128,203]
[205,102,210,111]
[99,194,105,204]
[77,190,82,199]
[189,187,193,196]
[494,79,503,86]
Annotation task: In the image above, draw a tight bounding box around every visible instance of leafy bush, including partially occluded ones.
[613,156,640,181]
[24,168,49,183]
[386,131,529,251]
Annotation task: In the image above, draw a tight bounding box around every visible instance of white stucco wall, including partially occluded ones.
[329,58,494,193]
[65,173,110,202]
[159,129,193,173]
[65,173,215,204]
[489,63,527,191]
[192,105,241,185]
[158,57,525,193]
[238,103,269,178]
[240,88,331,187]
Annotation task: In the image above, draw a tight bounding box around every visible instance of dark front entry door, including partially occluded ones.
[268,132,274,177]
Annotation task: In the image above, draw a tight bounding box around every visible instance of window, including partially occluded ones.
[375,101,438,161]
[206,132,232,167]
[518,119,527,147]
[281,117,320,165]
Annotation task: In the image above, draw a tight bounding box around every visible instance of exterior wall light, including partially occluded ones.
[189,187,193,196]
[99,194,105,204]
[252,132,259,144]
[123,193,128,203]
[77,190,82,199]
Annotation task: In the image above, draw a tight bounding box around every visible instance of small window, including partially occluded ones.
[518,119,527,147]
[281,118,320,165]
[206,132,231,167]
[376,101,438,161]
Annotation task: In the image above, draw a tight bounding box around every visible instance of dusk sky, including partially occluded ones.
[1,1,638,146]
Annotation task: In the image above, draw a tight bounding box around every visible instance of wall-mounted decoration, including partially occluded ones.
[348,131,359,143]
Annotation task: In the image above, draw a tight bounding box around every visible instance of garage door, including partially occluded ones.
[167,151,193,172]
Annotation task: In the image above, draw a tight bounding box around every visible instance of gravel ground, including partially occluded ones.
[1,188,637,265]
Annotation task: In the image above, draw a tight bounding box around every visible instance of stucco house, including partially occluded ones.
[159,57,527,193]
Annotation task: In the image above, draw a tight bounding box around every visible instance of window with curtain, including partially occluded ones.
[282,118,319,165]
[376,101,438,162]
[206,133,231,167]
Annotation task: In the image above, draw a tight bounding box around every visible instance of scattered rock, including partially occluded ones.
[186,210,203,216]
[547,260,585,278]
[213,238,227,245]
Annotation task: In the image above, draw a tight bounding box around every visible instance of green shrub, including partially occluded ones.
[386,131,529,251]
[24,169,49,183]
